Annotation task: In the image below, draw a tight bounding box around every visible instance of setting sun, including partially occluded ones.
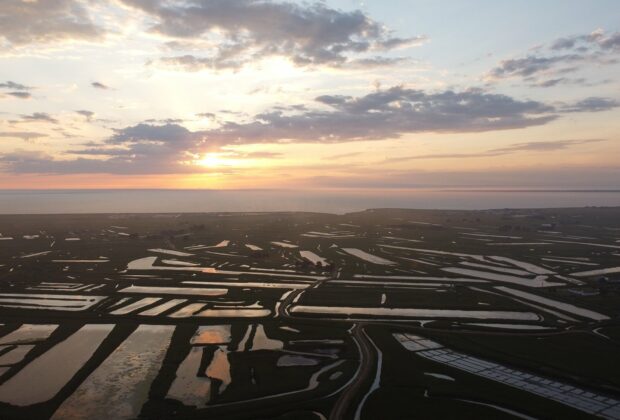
[196,153,229,168]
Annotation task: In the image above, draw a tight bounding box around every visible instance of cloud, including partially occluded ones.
[347,56,412,69]
[144,118,185,124]
[0,147,237,175]
[76,110,95,121]
[0,81,31,90]
[0,150,165,175]
[33,122,211,174]
[0,131,47,140]
[0,150,159,175]
[375,36,428,50]
[0,0,104,47]
[600,33,620,51]
[0,81,33,98]
[91,81,110,90]
[561,97,620,113]
[4,91,32,99]
[2,85,611,175]
[13,112,58,124]
[121,0,424,69]
[203,86,556,146]
[551,29,620,52]
[531,77,582,88]
[487,29,620,85]
[108,123,202,146]
[488,54,585,79]
[491,139,603,152]
[529,77,612,88]
[385,139,604,163]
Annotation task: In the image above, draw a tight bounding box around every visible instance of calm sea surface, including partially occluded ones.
[1,189,619,214]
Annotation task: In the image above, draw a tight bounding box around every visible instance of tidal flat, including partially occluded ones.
[0,208,619,419]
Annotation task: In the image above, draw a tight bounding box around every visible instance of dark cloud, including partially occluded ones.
[14,112,58,124]
[558,29,612,50]
[2,85,611,175]
[561,97,620,113]
[491,139,603,153]
[487,29,620,85]
[530,77,583,88]
[0,150,172,175]
[4,91,31,99]
[488,54,585,79]
[0,131,47,140]
[376,36,428,50]
[0,148,237,175]
[533,78,567,88]
[0,81,31,90]
[162,53,412,72]
[121,0,424,69]
[347,56,411,69]
[551,29,620,52]
[108,123,202,146]
[43,123,211,174]
[203,87,556,145]
[0,81,32,98]
[75,110,94,121]
[91,82,110,90]
[529,77,612,88]
[0,0,103,47]
[143,118,185,124]
[599,32,620,51]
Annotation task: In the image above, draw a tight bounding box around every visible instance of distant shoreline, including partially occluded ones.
[0,207,620,218]
[1,188,620,193]
[1,189,620,215]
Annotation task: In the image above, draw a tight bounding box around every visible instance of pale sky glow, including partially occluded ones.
[1,0,619,189]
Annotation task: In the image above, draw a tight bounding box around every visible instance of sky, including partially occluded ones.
[0,0,619,190]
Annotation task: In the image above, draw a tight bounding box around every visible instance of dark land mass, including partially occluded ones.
[0,207,619,419]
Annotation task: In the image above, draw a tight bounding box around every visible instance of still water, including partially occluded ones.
[1,189,619,214]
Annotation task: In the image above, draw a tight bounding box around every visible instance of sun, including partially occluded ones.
[193,151,267,169]
[196,153,228,168]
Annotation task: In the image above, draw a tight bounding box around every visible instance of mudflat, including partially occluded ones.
[0,207,619,419]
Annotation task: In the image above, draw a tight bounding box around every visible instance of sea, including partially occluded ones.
[1,189,619,215]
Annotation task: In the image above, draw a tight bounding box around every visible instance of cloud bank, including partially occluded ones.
[0,0,103,47]
[0,85,592,175]
[487,29,620,86]
[121,0,425,69]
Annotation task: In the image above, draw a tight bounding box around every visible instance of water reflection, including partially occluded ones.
[191,325,231,345]
[0,325,114,407]
[167,347,211,408]
[52,325,174,420]
[206,346,231,394]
